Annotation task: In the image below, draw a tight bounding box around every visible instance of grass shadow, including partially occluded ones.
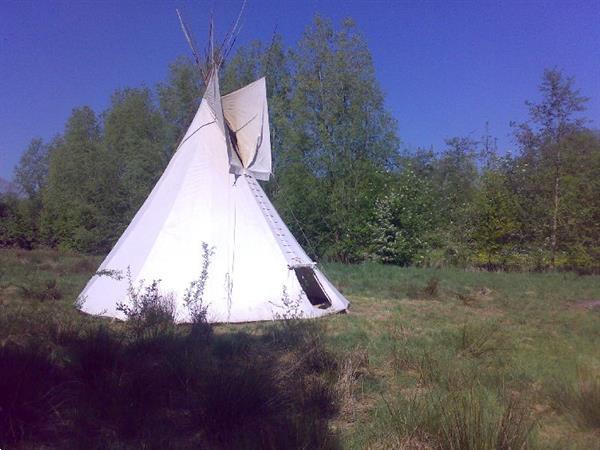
[0,312,345,449]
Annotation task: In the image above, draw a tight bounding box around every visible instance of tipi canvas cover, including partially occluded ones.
[79,71,349,323]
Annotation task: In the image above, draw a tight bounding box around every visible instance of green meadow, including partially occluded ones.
[1,249,599,449]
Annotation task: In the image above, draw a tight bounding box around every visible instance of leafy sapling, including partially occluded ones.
[183,242,214,339]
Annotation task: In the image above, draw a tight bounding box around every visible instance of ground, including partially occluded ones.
[0,248,599,449]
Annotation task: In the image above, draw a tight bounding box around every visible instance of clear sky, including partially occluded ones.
[1,0,599,179]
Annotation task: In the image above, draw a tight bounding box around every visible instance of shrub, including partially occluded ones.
[17,277,63,302]
[422,276,440,298]
[407,275,440,300]
[116,270,176,338]
[183,242,214,341]
[273,286,305,321]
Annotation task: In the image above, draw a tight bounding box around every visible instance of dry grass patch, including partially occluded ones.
[345,295,397,322]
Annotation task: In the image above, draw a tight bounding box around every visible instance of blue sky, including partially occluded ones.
[1,0,599,179]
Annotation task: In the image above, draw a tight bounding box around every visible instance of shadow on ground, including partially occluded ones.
[0,311,346,450]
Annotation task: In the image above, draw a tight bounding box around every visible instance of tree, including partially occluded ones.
[221,41,264,92]
[0,193,19,247]
[221,34,295,196]
[157,56,203,156]
[289,16,399,261]
[220,18,400,262]
[418,137,478,265]
[435,137,478,218]
[41,107,118,252]
[6,138,52,248]
[104,88,167,224]
[513,69,589,269]
[14,138,49,199]
[555,130,600,272]
[369,167,435,265]
[471,166,521,269]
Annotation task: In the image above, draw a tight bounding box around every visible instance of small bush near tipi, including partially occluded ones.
[116,273,176,338]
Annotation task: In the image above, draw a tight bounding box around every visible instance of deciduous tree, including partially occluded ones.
[513,69,589,268]
[104,88,167,224]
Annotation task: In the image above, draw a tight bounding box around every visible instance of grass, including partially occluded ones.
[321,262,600,449]
[1,250,599,449]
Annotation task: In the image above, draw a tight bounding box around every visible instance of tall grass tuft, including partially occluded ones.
[548,368,600,430]
[455,322,504,359]
[407,275,441,300]
[381,388,534,450]
[437,389,534,450]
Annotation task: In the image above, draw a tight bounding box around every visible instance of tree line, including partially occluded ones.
[1,16,598,273]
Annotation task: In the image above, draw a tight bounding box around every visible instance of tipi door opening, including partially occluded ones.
[293,267,332,309]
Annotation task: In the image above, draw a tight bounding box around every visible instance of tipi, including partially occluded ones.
[79,64,349,323]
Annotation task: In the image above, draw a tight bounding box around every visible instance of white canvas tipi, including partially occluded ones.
[79,69,349,323]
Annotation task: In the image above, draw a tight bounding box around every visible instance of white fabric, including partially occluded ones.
[203,67,225,135]
[222,77,272,180]
[79,73,349,323]
[244,175,312,267]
